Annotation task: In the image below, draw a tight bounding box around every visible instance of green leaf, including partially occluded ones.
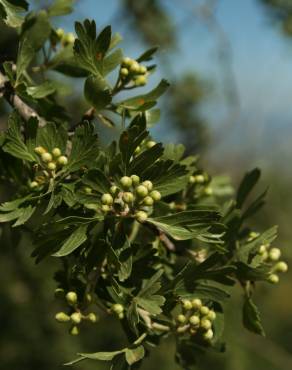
[12,205,35,226]
[82,169,111,193]
[52,225,88,257]
[236,168,261,208]
[65,349,125,366]
[0,0,28,27]
[37,123,67,153]
[103,48,123,75]
[242,296,265,336]
[15,38,34,80]
[84,75,112,111]
[137,47,158,62]
[129,143,164,175]
[125,346,145,365]
[47,0,74,16]
[0,195,31,211]
[26,81,56,99]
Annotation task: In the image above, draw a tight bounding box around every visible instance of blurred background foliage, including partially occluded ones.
[1,0,292,369]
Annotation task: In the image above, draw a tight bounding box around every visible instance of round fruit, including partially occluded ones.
[55,312,70,322]
[182,300,192,310]
[129,61,140,73]
[258,245,267,255]
[110,185,118,195]
[136,185,148,197]
[41,152,53,163]
[65,32,75,44]
[87,313,97,323]
[134,146,141,155]
[150,190,161,201]
[57,156,68,166]
[112,303,124,314]
[142,180,153,191]
[200,306,210,316]
[143,196,154,206]
[268,274,279,284]
[274,261,288,273]
[191,298,202,310]
[135,75,147,86]
[71,312,82,324]
[101,193,114,205]
[101,204,111,213]
[200,318,212,330]
[56,28,65,38]
[47,162,56,171]
[146,141,156,149]
[34,146,46,155]
[189,175,196,184]
[207,310,216,321]
[131,174,140,185]
[195,174,205,183]
[269,248,281,261]
[30,181,39,189]
[120,67,129,77]
[189,315,200,326]
[66,291,78,305]
[69,326,79,336]
[177,314,186,324]
[135,211,148,223]
[52,147,62,157]
[84,187,92,194]
[203,329,214,341]
[118,312,124,320]
[204,187,213,196]
[120,176,132,188]
[139,65,147,74]
[122,57,132,66]
[123,192,134,203]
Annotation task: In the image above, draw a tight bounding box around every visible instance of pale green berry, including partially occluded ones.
[69,326,79,336]
[182,299,192,310]
[142,180,153,191]
[135,75,147,86]
[274,261,288,273]
[150,190,161,202]
[131,174,140,185]
[47,162,56,171]
[112,303,124,314]
[189,328,197,335]
[200,318,212,330]
[66,291,78,305]
[268,274,279,284]
[261,251,269,261]
[136,185,148,197]
[195,174,205,183]
[139,65,147,74]
[122,57,132,66]
[123,192,134,203]
[65,32,75,44]
[71,312,82,324]
[85,293,92,303]
[269,248,281,261]
[120,176,132,188]
[203,329,214,341]
[52,147,62,157]
[56,28,65,39]
[110,185,118,195]
[134,146,141,155]
[118,312,124,319]
[207,310,216,321]
[129,60,140,73]
[120,67,129,77]
[41,152,53,163]
[143,196,154,206]
[55,312,70,323]
[189,315,200,326]
[57,156,68,166]
[101,204,111,213]
[101,193,113,205]
[189,175,196,184]
[135,211,148,223]
[200,306,210,316]
[204,187,213,196]
[191,298,202,310]
[176,314,186,324]
[84,187,92,194]
[34,146,46,155]
[146,141,156,149]
[30,181,39,189]
[87,313,97,323]
[258,245,267,255]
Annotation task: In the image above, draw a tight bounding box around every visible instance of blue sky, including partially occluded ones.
[55,0,292,171]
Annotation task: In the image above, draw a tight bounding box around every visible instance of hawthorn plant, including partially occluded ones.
[0,1,288,369]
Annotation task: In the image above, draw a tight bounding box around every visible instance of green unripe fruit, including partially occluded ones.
[204,187,213,196]
[191,298,202,310]
[139,65,147,74]
[123,192,134,203]
[84,187,92,194]
[66,291,78,305]
[69,326,79,336]
[56,28,65,39]
[87,313,97,323]
[195,174,205,183]
[112,303,124,314]
[207,310,216,321]
[120,67,129,77]
[258,245,267,255]
[63,32,75,44]
[142,180,153,191]
[261,251,268,261]
[182,299,192,310]
[101,193,113,205]
[274,261,288,273]
[122,57,132,66]
[135,75,147,86]
[52,147,62,157]
[131,174,140,185]
[101,204,111,213]
[30,181,39,189]
[189,175,196,184]
[55,312,70,323]
[41,152,53,163]
[57,155,68,166]
[150,190,161,201]
[136,185,148,197]
[47,162,56,171]
[85,293,92,303]
[203,329,214,341]
[201,318,212,330]
[118,312,124,320]
[110,185,118,195]
[34,146,46,155]
[177,314,187,324]
[120,176,132,188]
[146,141,156,149]
[189,315,200,326]
[129,60,140,73]
[268,273,279,284]
[135,211,148,223]
[134,146,141,155]
[200,306,210,316]
[143,196,154,206]
[71,312,82,324]
[269,248,281,261]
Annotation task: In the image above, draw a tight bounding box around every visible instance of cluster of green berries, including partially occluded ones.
[120,57,148,86]
[176,298,216,342]
[133,139,157,156]
[99,174,161,222]
[54,290,96,336]
[110,303,125,320]
[55,28,75,46]
[257,244,288,284]
[30,146,68,189]
[189,173,212,196]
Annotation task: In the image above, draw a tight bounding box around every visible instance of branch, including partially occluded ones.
[0,71,47,127]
